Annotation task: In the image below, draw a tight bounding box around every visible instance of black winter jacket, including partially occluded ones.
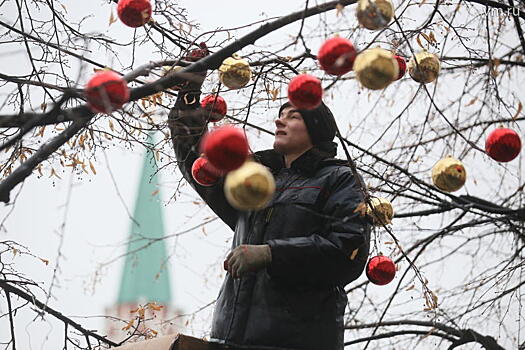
[169,104,371,350]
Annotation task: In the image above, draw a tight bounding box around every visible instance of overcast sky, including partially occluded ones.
[0,0,522,349]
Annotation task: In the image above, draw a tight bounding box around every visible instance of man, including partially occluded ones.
[169,83,371,350]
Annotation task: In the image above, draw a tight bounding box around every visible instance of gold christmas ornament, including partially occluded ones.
[431,157,467,192]
[356,0,394,30]
[218,54,252,89]
[408,51,440,84]
[353,48,399,90]
[366,197,394,226]
[224,161,275,210]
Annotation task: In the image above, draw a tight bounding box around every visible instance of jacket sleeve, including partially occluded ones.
[265,167,371,288]
[168,90,239,231]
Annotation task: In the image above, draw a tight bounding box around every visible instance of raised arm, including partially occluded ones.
[168,76,239,231]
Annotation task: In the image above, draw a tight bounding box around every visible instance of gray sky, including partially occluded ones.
[0,0,523,349]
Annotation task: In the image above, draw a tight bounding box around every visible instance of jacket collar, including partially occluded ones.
[254,147,343,177]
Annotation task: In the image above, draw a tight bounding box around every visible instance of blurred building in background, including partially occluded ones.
[106,133,182,342]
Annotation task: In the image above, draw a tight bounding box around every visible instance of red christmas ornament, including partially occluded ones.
[191,156,223,186]
[485,128,522,162]
[287,74,323,110]
[85,71,129,113]
[318,37,357,76]
[201,126,249,172]
[187,42,209,61]
[117,0,152,28]
[394,55,406,80]
[201,95,227,122]
[366,255,396,285]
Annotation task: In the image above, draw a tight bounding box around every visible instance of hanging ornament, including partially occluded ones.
[191,156,223,186]
[224,161,275,210]
[408,51,440,84]
[201,95,227,122]
[485,128,522,162]
[353,48,399,90]
[218,54,252,89]
[287,74,323,110]
[85,71,130,113]
[366,197,394,226]
[431,157,467,192]
[393,55,406,80]
[318,37,357,76]
[186,42,209,61]
[366,255,396,285]
[117,0,152,28]
[201,125,249,172]
[356,0,394,30]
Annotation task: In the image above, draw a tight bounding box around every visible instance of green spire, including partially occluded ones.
[117,133,171,304]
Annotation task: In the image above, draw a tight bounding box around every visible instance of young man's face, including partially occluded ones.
[273,106,313,155]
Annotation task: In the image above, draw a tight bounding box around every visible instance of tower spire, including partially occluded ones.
[117,132,171,304]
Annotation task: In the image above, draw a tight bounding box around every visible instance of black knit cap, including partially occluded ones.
[278,101,338,145]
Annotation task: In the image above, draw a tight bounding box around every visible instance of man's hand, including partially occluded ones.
[224,244,272,279]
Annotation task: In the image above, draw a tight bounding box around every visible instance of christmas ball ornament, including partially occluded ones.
[117,0,152,28]
[224,161,276,210]
[201,125,249,172]
[85,71,129,113]
[366,255,396,285]
[218,54,252,89]
[287,74,323,110]
[318,37,357,76]
[201,95,227,122]
[366,197,394,226]
[431,157,467,192]
[408,51,440,84]
[353,48,399,90]
[186,42,209,61]
[191,156,223,186]
[394,55,406,80]
[356,0,394,30]
[485,128,522,162]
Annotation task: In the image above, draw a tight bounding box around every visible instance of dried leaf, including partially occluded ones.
[109,9,117,26]
[416,34,424,49]
[429,32,437,44]
[108,119,114,132]
[336,3,345,16]
[50,168,61,179]
[513,101,522,120]
[350,248,359,260]
[490,59,501,77]
[465,97,477,106]
[40,258,49,265]
[40,103,47,112]
[420,32,431,44]
[151,189,159,196]
[405,284,416,291]
[122,319,135,331]
[271,88,279,101]
[148,302,164,311]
